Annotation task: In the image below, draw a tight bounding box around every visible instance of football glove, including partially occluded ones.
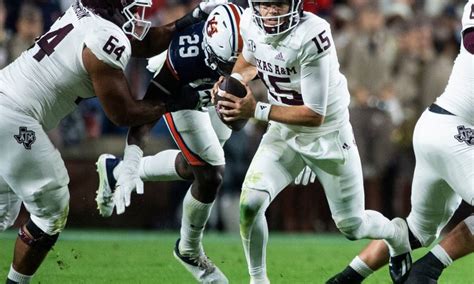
[114,143,144,215]
[147,50,167,77]
[294,166,316,186]
[166,83,214,112]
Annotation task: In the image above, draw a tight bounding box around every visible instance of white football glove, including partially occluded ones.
[114,144,144,215]
[294,166,316,186]
[198,0,228,14]
[147,50,168,77]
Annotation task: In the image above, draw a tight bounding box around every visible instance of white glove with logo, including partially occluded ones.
[114,144,144,215]
[294,166,316,186]
[198,0,228,14]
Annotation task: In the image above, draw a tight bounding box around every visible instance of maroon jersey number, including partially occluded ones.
[33,24,74,62]
[258,71,303,105]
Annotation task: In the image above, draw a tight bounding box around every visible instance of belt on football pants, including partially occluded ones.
[428,103,454,115]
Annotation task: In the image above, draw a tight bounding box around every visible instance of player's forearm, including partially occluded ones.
[231,54,257,83]
[108,100,166,127]
[131,24,175,58]
[267,105,324,127]
[126,121,157,148]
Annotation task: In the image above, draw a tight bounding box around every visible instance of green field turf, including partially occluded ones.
[1,230,472,283]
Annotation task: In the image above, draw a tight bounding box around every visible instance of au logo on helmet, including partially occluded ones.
[203,4,244,75]
[206,17,218,37]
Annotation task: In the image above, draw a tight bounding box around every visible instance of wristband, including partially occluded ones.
[230,73,244,81]
[254,102,271,121]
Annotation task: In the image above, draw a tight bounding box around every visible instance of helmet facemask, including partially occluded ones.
[202,4,243,76]
[122,0,152,41]
[249,0,302,35]
[204,42,238,76]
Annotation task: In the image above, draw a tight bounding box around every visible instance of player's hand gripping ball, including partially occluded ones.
[215,76,249,131]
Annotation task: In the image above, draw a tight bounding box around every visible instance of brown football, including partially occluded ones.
[215,76,248,131]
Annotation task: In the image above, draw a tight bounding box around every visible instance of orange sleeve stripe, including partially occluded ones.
[164,113,206,166]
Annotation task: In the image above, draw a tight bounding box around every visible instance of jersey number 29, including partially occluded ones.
[178,35,200,58]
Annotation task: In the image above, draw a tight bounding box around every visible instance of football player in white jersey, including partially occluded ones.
[0,0,225,283]
[214,0,410,283]
[327,1,474,283]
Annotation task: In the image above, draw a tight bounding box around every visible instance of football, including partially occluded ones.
[215,76,248,131]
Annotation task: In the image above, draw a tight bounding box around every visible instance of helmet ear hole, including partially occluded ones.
[203,4,244,76]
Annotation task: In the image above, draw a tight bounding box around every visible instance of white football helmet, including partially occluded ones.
[203,3,244,76]
[121,0,152,41]
[249,0,303,35]
[82,0,152,40]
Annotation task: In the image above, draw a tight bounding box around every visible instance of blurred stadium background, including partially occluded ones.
[0,0,472,282]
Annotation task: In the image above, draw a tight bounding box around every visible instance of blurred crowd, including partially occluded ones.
[1,0,468,231]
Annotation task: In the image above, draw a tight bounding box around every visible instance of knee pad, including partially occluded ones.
[465,215,474,235]
[336,217,363,240]
[239,188,269,232]
[18,219,59,250]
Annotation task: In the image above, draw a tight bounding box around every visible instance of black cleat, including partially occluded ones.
[326,266,364,284]
[405,273,438,284]
[389,252,412,284]
[405,252,444,284]
[173,239,228,283]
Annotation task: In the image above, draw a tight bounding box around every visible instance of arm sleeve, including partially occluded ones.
[300,53,330,115]
[84,22,131,70]
[298,24,333,115]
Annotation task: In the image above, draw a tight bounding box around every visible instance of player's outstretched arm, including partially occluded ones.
[83,47,167,127]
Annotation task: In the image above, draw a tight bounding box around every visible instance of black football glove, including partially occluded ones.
[166,83,214,112]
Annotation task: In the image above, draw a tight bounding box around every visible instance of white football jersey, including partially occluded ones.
[435,0,474,124]
[240,9,350,133]
[0,2,131,131]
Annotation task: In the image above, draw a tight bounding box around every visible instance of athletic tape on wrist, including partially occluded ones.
[254,102,271,121]
[230,73,243,81]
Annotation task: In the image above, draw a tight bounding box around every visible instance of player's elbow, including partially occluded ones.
[307,116,324,127]
[299,107,324,127]
[302,113,324,127]
[108,115,130,127]
[107,110,137,127]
